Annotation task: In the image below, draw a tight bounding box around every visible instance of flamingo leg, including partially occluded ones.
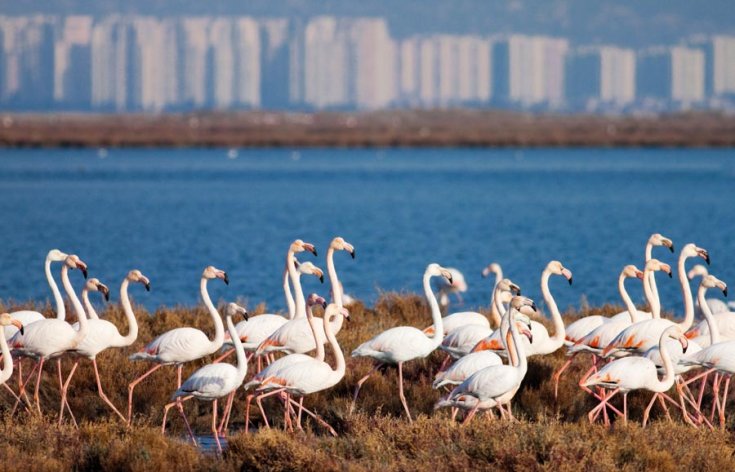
[212,399,222,454]
[642,393,660,427]
[217,391,236,436]
[244,394,255,433]
[16,359,36,409]
[450,407,459,422]
[58,360,78,427]
[286,397,337,437]
[349,363,383,415]
[397,362,413,422]
[438,355,451,372]
[588,388,619,425]
[711,373,722,423]
[254,387,288,430]
[33,358,45,414]
[161,395,193,434]
[462,403,480,425]
[297,397,304,431]
[3,382,27,413]
[719,376,730,429]
[127,363,164,424]
[91,359,126,422]
[212,348,235,364]
[174,396,197,446]
[623,392,628,425]
[552,356,574,400]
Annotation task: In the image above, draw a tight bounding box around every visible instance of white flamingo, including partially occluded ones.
[685,265,735,347]
[255,303,350,436]
[583,325,689,427]
[255,237,354,356]
[63,271,150,422]
[435,267,468,309]
[162,302,248,453]
[434,296,537,423]
[350,263,453,421]
[127,265,228,424]
[9,255,89,415]
[0,313,24,384]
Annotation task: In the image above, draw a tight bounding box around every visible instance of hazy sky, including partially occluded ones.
[4,0,735,47]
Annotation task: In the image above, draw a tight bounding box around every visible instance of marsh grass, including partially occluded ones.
[2,295,735,471]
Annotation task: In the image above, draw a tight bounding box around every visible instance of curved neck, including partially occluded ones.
[541,269,565,348]
[642,267,661,319]
[423,272,443,346]
[323,310,345,377]
[645,242,661,317]
[676,254,695,331]
[0,332,12,383]
[287,250,306,318]
[226,314,248,378]
[117,279,139,347]
[698,286,720,344]
[327,247,343,309]
[61,265,88,343]
[504,324,518,367]
[46,257,66,321]
[306,305,325,362]
[508,308,528,375]
[489,273,502,328]
[654,330,677,391]
[619,274,642,323]
[200,277,225,352]
[82,289,99,320]
[283,267,296,319]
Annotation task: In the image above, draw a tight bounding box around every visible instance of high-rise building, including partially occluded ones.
[350,18,396,109]
[91,15,132,110]
[711,35,735,97]
[54,15,92,108]
[567,46,635,110]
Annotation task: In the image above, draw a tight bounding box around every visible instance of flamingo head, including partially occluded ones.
[511,295,538,317]
[291,239,317,257]
[0,313,24,335]
[47,249,69,263]
[307,293,328,309]
[649,233,675,253]
[298,261,324,283]
[426,263,453,284]
[324,303,350,322]
[682,243,710,266]
[497,278,521,295]
[645,258,672,278]
[481,262,502,278]
[547,260,573,285]
[665,326,688,353]
[65,254,88,279]
[622,264,645,280]
[127,269,151,291]
[687,264,709,280]
[701,274,728,297]
[225,302,248,320]
[331,237,356,259]
[85,278,110,301]
[203,266,229,285]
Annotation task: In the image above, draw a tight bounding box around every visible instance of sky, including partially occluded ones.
[3,0,735,47]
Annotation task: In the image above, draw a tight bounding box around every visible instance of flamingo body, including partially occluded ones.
[5,311,44,340]
[440,324,492,359]
[130,327,219,365]
[10,319,81,359]
[352,326,438,364]
[172,363,243,401]
[433,351,502,389]
[224,314,289,350]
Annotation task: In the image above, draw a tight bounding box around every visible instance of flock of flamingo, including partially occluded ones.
[1,234,735,452]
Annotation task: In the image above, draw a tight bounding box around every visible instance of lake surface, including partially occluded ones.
[1,147,734,317]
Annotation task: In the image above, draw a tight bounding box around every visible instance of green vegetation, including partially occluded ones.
[2,295,735,471]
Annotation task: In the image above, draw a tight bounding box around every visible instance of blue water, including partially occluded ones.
[1,148,734,316]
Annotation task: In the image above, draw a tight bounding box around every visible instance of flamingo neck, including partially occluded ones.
[424,272,443,346]
[306,305,325,362]
[698,286,720,345]
[46,257,66,321]
[62,265,88,344]
[508,307,528,375]
[677,254,695,331]
[283,267,295,319]
[200,277,225,353]
[327,247,343,309]
[489,271,503,328]
[504,325,518,367]
[287,249,306,318]
[118,279,139,347]
[653,329,677,392]
[619,274,641,323]
[226,313,248,379]
[0,332,12,383]
[82,289,99,320]
[642,267,660,319]
[323,310,345,377]
[541,269,565,349]
[645,242,661,318]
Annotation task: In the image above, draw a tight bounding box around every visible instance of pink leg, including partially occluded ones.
[33,358,45,414]
[286,397,337,436]
[711,373,722,423]
[255,387,288,430]
[588,389,619,424]
[642,393,660,427]
[244,394,255,433]
[91,359,126,422]
[462,403,480,425]
[217,391,235,436]
[161,395,192,434]
[212,399,222,454]
[397,362,412,422]
[349,363,383,414]
[719,376,730,429]
[212,349,235,364]
[127,363,164,424]
[58,360,79,427]
[552,356,574,400]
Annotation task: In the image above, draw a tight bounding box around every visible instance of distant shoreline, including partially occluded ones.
[2,110,735,148]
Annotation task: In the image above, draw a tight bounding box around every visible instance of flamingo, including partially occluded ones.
[563,233,673,345]
[162,302,248,453]
[424,264,513,337]
[216,259,323,365]
[0,313,24,384]
[551,265,646,399]
[350,263,453,421]
[255,303,350,436]
[470,260,573,357]
[255,237,354,356]
[62,271,150,422]
[127,265,228,424]
[582,325,689,427]
[9,254,89,415]
[602,244,709,358]
[685,265,735,347]
[242,293,327,431]
[434,296,536,423]
[435,267,468,309]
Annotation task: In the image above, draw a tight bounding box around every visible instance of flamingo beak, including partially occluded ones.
[636,270,645,280]
[12,319,24,335]
[522,328,533,343]
[346,244,356,259]
[723,286,728,297]
[239,307,249,321]
[510,284,521,296]
[679,336,688,353]
[304,243,317,256]
[562,268,573,285]
[98,283,110,302]
[141,277,151,291]
[77,261,88,279]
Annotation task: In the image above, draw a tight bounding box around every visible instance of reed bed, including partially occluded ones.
[2,295,735,471]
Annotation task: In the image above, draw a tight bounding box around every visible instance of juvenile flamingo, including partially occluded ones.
[127,265,228,424]
[350,263,453,421]
[162,302,248,453]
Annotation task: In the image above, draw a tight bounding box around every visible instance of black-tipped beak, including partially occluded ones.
[319,275,324,284]
[223,273,229,285]
[669,245,675,253]
[20,326,24,335]
[724,287,728,297]
[668,271,673,278]
[243,311,250,321]
[531,302,537,312]
[350,250,355,259]
[144,282,151,292]
[102,289,110,302]
[81,268,88,279]
[682,343,688,354]
[705,254,711,265]
[568,277,573,286]
[447,275,454,285]
[321,301,327,309]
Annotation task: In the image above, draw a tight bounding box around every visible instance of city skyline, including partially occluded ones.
[1,14,735,113]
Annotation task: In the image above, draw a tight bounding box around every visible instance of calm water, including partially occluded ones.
[1,147,734,316]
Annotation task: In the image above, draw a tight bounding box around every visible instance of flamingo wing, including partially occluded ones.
[352,326,435,363]
[174,363,239,400]
[433,351,502,388]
